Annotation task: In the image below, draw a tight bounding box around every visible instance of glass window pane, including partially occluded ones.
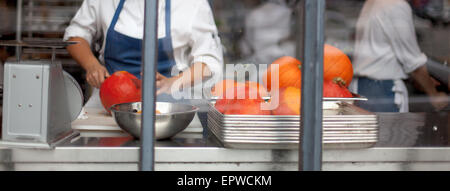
[326,0,450,148]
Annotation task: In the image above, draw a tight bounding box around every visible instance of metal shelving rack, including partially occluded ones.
[16,0,83,58]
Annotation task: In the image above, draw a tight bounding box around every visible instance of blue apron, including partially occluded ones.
[355,77,399,112]
[104,0,176,79]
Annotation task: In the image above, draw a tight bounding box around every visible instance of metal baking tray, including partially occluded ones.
[207,101,379,150]
[210,92,367,110]
[208,113,378,131]
[215,140,378,150]
[208,125,378,149]
[208,123,378,150]
[208,118,378,139]
[208,118,378,136]
[208,104,378,128]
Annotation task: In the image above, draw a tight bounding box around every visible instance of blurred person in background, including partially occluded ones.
[239,0,297,66]
[350,0,449,112]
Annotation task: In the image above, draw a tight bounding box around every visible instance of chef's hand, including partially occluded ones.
[411,66,449,111]
[430,92,449,111]
[426,78,448,111]
[86,63,110,88]
[156,72,180,95]
[66,37,110,88]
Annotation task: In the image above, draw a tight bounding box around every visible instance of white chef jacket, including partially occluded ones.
[353,0,427,80]
[64,0,223,81]
[240,1,295,66]
[64,0,223,110]
[351,0,428,112]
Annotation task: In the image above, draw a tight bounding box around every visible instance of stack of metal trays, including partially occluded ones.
[207,101,379,150]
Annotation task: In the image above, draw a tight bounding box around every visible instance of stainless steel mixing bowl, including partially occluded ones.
[110,102,198,140]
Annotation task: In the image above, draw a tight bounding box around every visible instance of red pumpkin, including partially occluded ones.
[215,85,270,115]
[214,98,229,114]
[223,99,269,115]
[323,79,353,98]
[100,71,142,113]
[323,44,353,87]
[263,56,302,91]
[271,87,301,115]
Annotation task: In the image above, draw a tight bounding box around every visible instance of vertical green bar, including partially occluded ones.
[140,0,159,171]
[299,0,325,171]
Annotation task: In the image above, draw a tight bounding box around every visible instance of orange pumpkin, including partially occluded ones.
[212,80,268,98]
[211,79,239,98]
[215,85,270,115]
[263,56,302,91]
[100,71,142,114]
[271,87,301,115]
[323,44,353,87]
[323,79,353,98]
[263,45,353,91]
[243,81,269,98]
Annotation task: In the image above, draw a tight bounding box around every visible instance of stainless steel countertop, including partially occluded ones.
[1,110,450,171]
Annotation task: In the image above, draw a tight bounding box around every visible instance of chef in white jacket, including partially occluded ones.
[350,0,448,112]
[64,0,223,108]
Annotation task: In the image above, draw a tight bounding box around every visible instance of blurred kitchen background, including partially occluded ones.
[0,0,449,112]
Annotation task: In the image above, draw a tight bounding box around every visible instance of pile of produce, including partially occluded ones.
[213,80,270,115]
[214,44,354,115]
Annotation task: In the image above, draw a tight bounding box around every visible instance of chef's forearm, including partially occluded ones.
[411,65,439,96]
[66,37,100,71]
